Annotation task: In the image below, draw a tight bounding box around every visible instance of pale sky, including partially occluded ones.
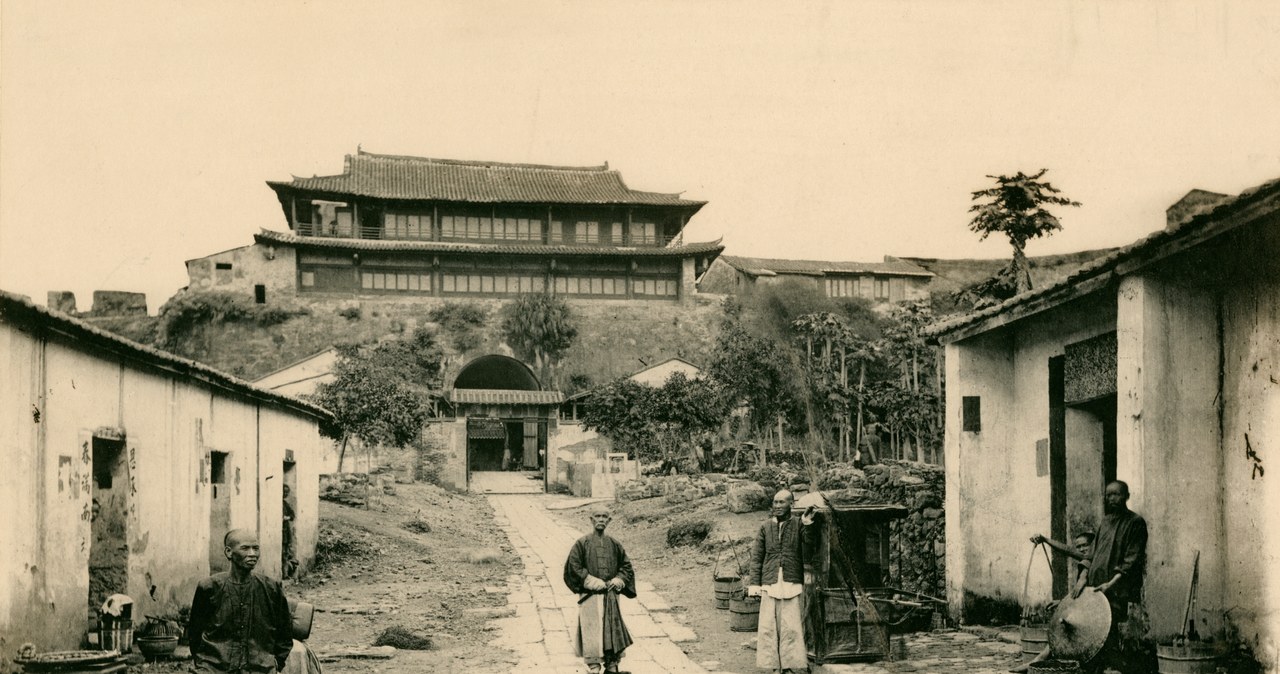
[3,1,1279,310]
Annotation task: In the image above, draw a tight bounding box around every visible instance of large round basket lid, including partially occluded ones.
[1048,589,1111,663]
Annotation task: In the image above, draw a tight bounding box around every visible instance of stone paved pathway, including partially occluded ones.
[488,495,1027,674]
[489,495,714,674]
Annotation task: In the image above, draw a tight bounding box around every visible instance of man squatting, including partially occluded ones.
[188,529,293,674]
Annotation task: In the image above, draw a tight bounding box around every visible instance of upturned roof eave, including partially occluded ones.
[265,179,707,210]
[253,229,724,258]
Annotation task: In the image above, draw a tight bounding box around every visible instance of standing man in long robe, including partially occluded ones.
[1020,480,1147,673]
[746,489,818,674]
[1078,480,1148,672]
[564,509,636,674]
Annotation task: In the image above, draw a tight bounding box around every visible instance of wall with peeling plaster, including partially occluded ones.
[943,212,1280,667]
[944,293,1116,620]
[0,317,325,657]
[1221,248,1280,667]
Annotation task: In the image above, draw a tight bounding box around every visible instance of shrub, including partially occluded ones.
[312,525,375,572]
[338,306,362,321]
[666,519,713,548]
[402,517,432,534]
[155,291,308,349]
[428,302,489,353]
[373,626,433,650]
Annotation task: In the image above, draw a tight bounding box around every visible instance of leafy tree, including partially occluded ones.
[707,323,802,461]
[499,293,578,383]
[969,169,1080,294]
[581,372,730,466]
[871,300,942,462]
[309,328,445,471]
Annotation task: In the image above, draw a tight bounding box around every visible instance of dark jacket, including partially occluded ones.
[1088,508,1147,608]
[188,572,293,672]
[748,514,817,587]
[563,533,637,599]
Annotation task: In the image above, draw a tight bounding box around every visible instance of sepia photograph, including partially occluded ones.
[1,2,1277,673]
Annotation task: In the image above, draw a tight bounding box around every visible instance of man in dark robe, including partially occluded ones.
[563,508,636,674]
[1019,481,1147,673]
[1078,480,1148,672]
[188,529,293,673]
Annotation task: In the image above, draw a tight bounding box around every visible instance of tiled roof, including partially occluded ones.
[719,255,934,278]
[448,389,564,405]
[268,150,705,208]
[0,290,332,422]
[254,229,724,258]
[926,175,1280,340]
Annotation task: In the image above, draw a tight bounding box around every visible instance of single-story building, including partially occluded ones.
[0,290,332,656]
[697,254,933,305]
[928,181,1280,667]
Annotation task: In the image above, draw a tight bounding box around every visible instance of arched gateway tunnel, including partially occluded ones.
[446,355,563,493]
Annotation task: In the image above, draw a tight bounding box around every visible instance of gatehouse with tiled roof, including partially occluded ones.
[187,150,722,303]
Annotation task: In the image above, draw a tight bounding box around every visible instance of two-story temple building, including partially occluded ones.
[186,150,722,305]
[182,151,723,494]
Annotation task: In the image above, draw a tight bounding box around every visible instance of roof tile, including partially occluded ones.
[269,151,704,207]
[720,254,934,277]
[449,389,564,405]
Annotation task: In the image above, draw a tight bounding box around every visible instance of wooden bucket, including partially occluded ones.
[1020,623,1049,657]
[1157,643,1221,674]
[98,618,133,653]
[729,595,760,632]
[1028,660,1081,673]
[713,575,741,610]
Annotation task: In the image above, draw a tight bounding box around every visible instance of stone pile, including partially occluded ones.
[320,473,371,507]
[615,473,729,503]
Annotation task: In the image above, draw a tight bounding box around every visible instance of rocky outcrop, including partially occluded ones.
[726,481,769,513]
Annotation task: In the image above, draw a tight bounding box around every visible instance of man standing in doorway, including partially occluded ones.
[746,489,818,674]
[281,485,298,579]
[1020,481,1147,673]
[563,509,636,674]
[188,530,293,673]
[1081,480,1148,671]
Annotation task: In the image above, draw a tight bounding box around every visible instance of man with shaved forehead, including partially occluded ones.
[188,529,293,673]
[746,489,818,674]
[563,508,636,674]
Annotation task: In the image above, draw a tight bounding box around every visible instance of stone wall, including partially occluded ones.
[823,461,946,600]
[91,290,147,316]
[152,292,726,385]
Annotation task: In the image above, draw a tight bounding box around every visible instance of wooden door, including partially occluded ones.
[522,418,538,469]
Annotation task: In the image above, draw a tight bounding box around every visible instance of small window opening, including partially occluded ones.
[254,285,266,304]
[962,396,982,432]
[210,451,228,484]
[215,262,233,270]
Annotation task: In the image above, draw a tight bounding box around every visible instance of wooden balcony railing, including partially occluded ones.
[294,224,679,247]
